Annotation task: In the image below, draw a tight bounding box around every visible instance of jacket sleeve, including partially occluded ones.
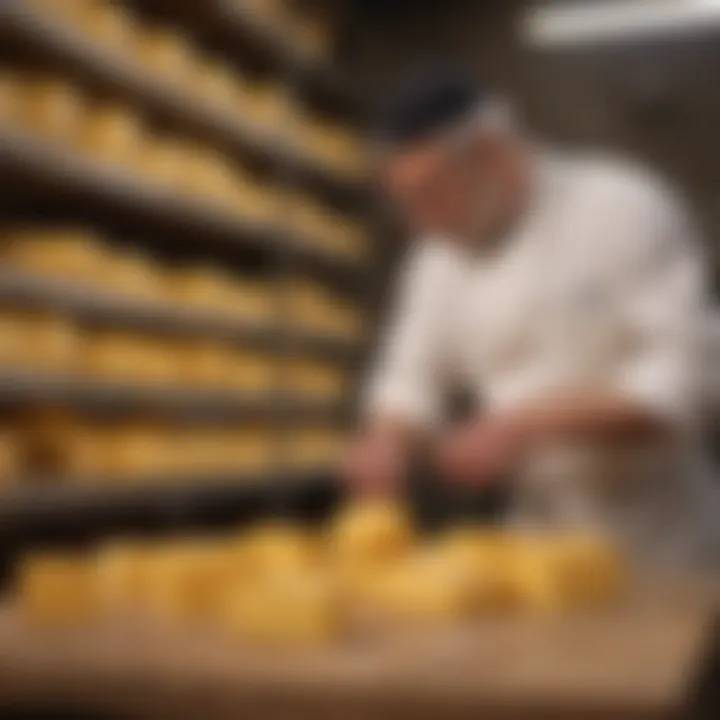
[362,243,457,429]
[604,178,707,429]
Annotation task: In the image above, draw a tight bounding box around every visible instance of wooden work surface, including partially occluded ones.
[0,581,717,720]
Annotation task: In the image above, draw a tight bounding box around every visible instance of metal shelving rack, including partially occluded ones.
[0,0,367,197]
[0,270,361,361]
[0,0,373,535]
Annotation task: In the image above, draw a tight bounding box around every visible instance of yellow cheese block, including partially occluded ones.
[509,532,626,612]
[351,547,481,624]
[221,571,343,645]
[330,502,413,570]
[140,540,239,622]
[19,552,100,626]
[427,528,523,611]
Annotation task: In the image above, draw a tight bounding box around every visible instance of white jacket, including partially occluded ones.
[365,150,720,568]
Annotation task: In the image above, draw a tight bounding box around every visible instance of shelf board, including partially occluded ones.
[0,369,279,418]
[0,270,274,345]
[0,371,352,425]
[0,127,276,250]
[210,1,360,110]
[0,128,367,281]
[0,1,367,197]
[0,469,339,533]
[0,270,361,362]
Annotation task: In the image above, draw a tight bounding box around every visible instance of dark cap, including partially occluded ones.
[375,67,486,147]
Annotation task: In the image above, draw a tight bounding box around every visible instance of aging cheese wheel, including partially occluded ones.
[240,82,285,128]
[284,429,347,470]
[97,539,158,610]
[102,250,164,301]
[0,426,22,484]
[195,60,240,113]
[136,27,196,81]
[20,78,86,144]
[0,73,24,127]
[228,351,275,392]
[284,280,363,338]
[179,342,238,389]
[68,1,138,51]
[508,532,626,612]
[229,281,274,322]
[24,313,81,372]
[226,428,275,471]
[179,150,240,207]
[138,137,193,191]
[78,105,145,169]
[284,359,347,398]
[82,332,180,385]
[350,548,480,624]
[0,311,80,373]
[165,265,237,314]
[19,552,101,626]
[0,228,110,285]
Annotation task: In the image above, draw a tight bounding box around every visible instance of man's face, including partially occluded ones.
[381,130,513,242]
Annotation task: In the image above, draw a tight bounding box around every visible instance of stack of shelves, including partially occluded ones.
[0,0,373,524]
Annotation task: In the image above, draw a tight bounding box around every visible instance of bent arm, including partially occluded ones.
[497,179,706,454]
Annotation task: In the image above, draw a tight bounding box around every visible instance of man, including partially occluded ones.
[345,71,720,568]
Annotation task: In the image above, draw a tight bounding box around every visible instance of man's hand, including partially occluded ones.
[436,391,669,486]
[436,416,526,485]
[342,424,413,498]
